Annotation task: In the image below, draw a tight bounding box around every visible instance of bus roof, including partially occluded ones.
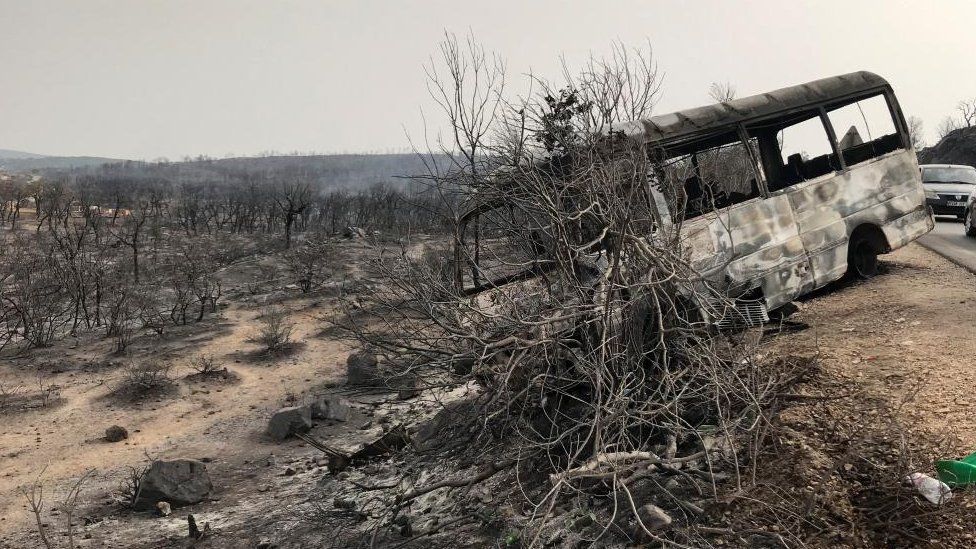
[617,71,890,146]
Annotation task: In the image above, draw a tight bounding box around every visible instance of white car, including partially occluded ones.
[920,164,976,219]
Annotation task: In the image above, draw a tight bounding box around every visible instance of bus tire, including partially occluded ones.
[846,233,879,279]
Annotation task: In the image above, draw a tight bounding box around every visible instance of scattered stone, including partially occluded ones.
[397,386,421,400]
[635,504,672,536]
[105,425,128,442]
[134,460,213,510]
[395,376,421,400]
[355,424,409,458]
[571,512,594,530]
[343,226,367,239]
[311,395,351,421]
[156,501,171,517]
[266,406,312,441]
[347,352,379,386]
[410,403,468,451]
[334,497,356,510]
[284,466,297,476]
[393,514,412,536]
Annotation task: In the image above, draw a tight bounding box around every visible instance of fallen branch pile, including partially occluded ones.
[331,35,820,547]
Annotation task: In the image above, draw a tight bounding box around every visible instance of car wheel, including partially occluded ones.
[966,210,976,237]
[847,235,878,279]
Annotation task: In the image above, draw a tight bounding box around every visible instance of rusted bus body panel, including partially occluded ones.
[782,149,932,287]
[678,148,932,311]
[680,195,815,309]
[881,207,933,250]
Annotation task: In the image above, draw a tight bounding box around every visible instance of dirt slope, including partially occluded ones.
[3,242,976,547]
[780,243,976,449]
[0,253,354,547]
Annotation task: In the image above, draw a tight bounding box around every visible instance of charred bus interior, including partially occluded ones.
[653,88,910,224]
[455,72,928,330]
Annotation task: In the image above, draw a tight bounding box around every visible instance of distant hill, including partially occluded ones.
[0,148,47,159]
[0,148,123,171]
[14,152,451,191]
[918,126,976,166]
[0,156,127,171]
[0,146,454,190]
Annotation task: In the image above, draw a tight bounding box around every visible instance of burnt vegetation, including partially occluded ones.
[316,36,971,547]
[0,163,448,355]
[1,35,970,549]
[329,36,790,547]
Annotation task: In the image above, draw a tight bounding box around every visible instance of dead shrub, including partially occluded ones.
[189,353,221,375]
[21,468,94,549]
[0,379,62,415]
[186,353,236,381]
[257,305,295,354]
[114,361,176,400]
[113,452,155,508]
[284,238,335,293]
[0,382,23,412]
[33,376,62,409]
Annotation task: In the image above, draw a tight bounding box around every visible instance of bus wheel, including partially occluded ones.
[847,235,878,279]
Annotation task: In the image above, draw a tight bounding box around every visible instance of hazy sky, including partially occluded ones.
[2,0,974,160]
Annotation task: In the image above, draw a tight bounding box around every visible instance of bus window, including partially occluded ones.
[826,94,902,166]
[654,130,763,221]
[749,111,838,192]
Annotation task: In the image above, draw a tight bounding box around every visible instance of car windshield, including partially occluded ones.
[922,166,976,184]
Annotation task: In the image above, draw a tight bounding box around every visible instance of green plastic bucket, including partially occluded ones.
[936,451,976,486]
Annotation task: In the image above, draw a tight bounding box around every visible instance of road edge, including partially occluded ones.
[915,238,976,276]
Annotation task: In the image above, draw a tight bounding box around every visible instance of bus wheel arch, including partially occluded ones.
[846,223,889,279]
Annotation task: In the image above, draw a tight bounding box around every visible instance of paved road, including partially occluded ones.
[917,217,976,272]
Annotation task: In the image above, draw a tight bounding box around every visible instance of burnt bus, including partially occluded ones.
[456,72,932,327]
[621,71,932,323]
